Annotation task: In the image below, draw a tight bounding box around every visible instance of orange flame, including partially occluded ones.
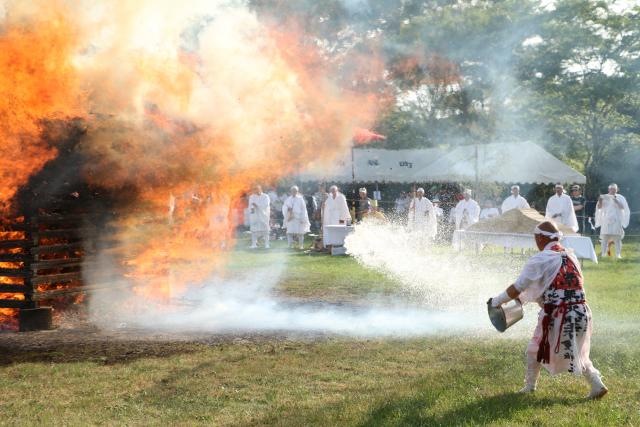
[0,9,84,213]
[1,2,388,311]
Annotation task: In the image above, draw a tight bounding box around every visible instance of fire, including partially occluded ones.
[0,8,84,213]
[1,1,387,315]
[76,6,383,301]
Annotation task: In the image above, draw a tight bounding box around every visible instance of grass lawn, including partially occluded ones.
[0,236,638,426]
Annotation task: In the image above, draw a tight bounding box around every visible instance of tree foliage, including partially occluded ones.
[251,0,640,202]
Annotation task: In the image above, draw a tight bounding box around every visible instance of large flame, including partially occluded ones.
[0,5,83,212]
[1,1,385,309]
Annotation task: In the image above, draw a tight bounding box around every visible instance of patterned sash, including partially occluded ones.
[536,244,586,364]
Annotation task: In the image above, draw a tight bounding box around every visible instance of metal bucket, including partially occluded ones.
[487,298,524,332]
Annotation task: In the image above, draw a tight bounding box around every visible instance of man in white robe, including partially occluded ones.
[501,185,530,213]
[595,183,630,259]
[480,200,500,220]
[453,189,480,230]
[248,185,270,249]
[322,185,351,227]
[490,221,607,399]
[408,188,437,239]
[282,185,310,249]
[322,185,352,247]
[545,184,579,232]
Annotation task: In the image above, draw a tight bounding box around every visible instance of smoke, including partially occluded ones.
[1,0,388,306]
[1,1,580,335]
[86,218,541,337]
[87,248,473,337]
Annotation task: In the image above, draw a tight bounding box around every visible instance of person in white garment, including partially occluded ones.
[595,183,630,259]
[282,186,310,249]
[501,185,530,213]
[432,196,444,218]
[322,185,351,227]
[545,184,578,232]
[453,189,480,230]
[408,188,437,239]
[490,221,608,399]
[480,200,500,220]
[248,185,270,249]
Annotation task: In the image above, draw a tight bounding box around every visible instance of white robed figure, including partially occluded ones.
[282,185,310,249]
[491,221,607,399]
[322,185,351,227]
[248,185,270,249]
[408,188,437,239]
[595,183,630,258]
[453,189,480,230]
[501,185,530,213]
[545,184,578,232]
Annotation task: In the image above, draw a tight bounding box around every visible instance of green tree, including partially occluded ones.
[520,0,640,196]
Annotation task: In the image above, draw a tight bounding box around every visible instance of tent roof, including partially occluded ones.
[295,142,585,185]
[422,142,586,184]
[353,148,445,183]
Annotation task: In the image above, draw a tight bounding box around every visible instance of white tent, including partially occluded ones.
[295,148,444,183]
[353,148,445,182]
[295,142,585,185]
[422,142,586,184]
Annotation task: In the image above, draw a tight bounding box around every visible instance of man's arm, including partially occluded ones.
[491,284,521,307]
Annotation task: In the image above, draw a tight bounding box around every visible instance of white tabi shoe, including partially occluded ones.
[586,372,609,399]
[518,358,540,394]
[518,384,536,393]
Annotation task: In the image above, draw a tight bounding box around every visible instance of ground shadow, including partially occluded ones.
[359,391,583,426]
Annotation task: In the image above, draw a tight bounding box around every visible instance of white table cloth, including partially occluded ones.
[323,225,355,246]
[452,231,598,263]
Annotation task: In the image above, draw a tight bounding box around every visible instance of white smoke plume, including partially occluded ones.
[87,249,473,337]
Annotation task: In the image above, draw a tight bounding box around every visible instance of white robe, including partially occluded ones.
[454,199,480,230]
[323,192,351,226]
[595,194,630,238]
[408,197,437,238]
[515,241,595,375]
[545,194,578,232]
[480,207,500,220]
[248,193,270,232]
[501,195,530,213]
[282,195,310,234]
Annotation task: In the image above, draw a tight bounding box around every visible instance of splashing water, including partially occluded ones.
[345,220,540,334]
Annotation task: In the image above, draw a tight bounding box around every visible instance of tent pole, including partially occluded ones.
[583,181,587,236]
[351,145,356,214]
[351,145,355,183]
[474,144,479,198]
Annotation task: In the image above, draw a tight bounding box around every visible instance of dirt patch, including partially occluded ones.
[0,318,333,366]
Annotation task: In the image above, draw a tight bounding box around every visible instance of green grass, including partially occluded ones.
[1,237,639,426]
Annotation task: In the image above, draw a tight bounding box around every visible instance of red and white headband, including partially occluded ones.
[534,225,563,239]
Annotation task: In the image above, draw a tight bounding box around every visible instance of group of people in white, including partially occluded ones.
[248,184,351,250]
[247,182,631,257]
